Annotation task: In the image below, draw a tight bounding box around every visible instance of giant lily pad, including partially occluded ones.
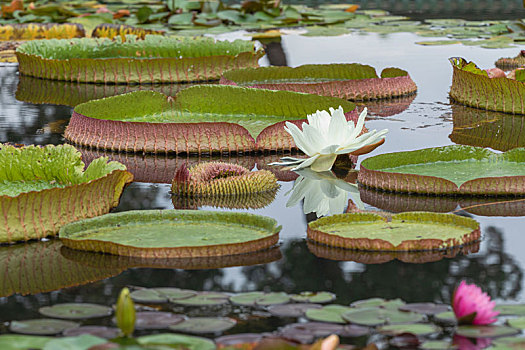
[358,145,525,195]
[449,104,525,152]
[449,57,525,114]
[0,143,132,243]
[495,50,525,70]
[0,240,123,298]
[16,36,263,83]
[64,86,359,154]
[60,210,280,258]
[220,64,417,100]
[307,212,480,251]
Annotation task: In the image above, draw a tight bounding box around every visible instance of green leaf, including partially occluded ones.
[0,335,51,350]
[39,303,113,320]
[167,13,194,26]
[305,304,353,324]
[137,333,215,350]
[42,335,107,350]
[456,325,520,338]
[10,319,79,336]
[136,6,153,24]
[169,317,236,334]
[342,307,424,326]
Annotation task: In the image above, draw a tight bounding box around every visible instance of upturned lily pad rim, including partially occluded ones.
[307,212,480,252]
[59,209,281,258]
[358,145,525,195]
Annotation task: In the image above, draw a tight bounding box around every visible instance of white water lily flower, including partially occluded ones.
[286,168,364,217]
[270,106,388,172]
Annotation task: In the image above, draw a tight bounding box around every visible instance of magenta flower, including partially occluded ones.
[453,281,499,325]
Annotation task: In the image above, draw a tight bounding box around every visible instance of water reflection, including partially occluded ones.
[449,104,525,151]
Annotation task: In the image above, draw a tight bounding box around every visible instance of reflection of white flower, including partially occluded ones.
[270,107,388,172]
[286,168,364,217]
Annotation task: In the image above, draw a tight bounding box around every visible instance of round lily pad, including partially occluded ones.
[133,311,186,330]
[433,311,457,326]
[278,322,369,344]
[171,292,230,306]
[230,292,290,307]
[220,64,417,100]
[291,292,336,304]
[455,325,520,338]
[492,337,525,349]
[507,317,525,329]
[0,335,52,349]
[351,298,405,309]
[377,323,441,336]
[420,340,455,350]
[359,145,525,195]
[268,303,322,317]
[398,303,450,315]
[59,210,281,258]
[39,303,113,320]
[305,305,353,324]
[62,326,120,339]
[342,307,424,326]
[308,212,480,251]
[215,333,263,348]
[9,319,79,335]
[136,333,215,350]
[495,304,525,316]
[169,317,236,334]
[130,288,196,304]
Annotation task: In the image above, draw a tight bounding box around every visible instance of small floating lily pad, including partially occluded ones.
[351,298,405,309]
[171,292,230,306]
[39,303,112,320]
[433,311,457,326]
[215,333,263,348]
[41,335,106,350]
[9,319,79,335]
[230,292,290,307]
[136,333,215,350]
[169,317,237,334]
[130,288,196,304]
[495,304,525,316]
[305,305,353,324]
[399,303,450,315]
[420,340,455,350]
[290,292,336,304]
[220,64,417,100]
[59,210,281,258]
[507,317,525,329]
[133,311,185,330]
[0,335,51,349]
[377,323,440,336]
[342,307,424,326]
[62,326,119,339]
[308,212,480,251]
[268,303,322,318]
[359,145,525,195]
[455,325,520,338]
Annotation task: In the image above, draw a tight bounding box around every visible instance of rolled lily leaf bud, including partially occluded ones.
[116,287,136,337]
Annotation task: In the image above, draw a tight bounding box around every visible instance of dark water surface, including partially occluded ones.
[0,31,525,329]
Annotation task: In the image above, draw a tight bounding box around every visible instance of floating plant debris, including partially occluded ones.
[0,143,132,243]
[16,36,263,83]
[307,212,480,251]
[450,57,525,114]
[65,86,358,154]
[59,210,281,258]
[220,64,417,100]
[359,145,525,195]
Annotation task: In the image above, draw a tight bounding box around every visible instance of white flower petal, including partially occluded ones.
[291,154,320,171]
[310,154,337,172]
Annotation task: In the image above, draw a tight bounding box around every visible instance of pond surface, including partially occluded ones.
[0,30,525,336]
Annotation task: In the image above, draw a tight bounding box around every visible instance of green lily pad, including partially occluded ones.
[377,323,441,336]
[230,292,290,306]
[0,335,51,350]
[398,303,450,315]
[130,288,197,304]
[420,340,456,350]
[495,304,525,316]
[171,292,230,306]
[491,337,525,349]
[433,311,457,326]
[507,317,525,329]
[359,145,525,195]
[41,335,107,350]
[450,57,525,114]
[0,143,132,243]
[169,317,236,334]
[456,325,520,338]
[65,86,357,153]
[59,210,281,258]
[268,303,322,317]
[342,307,424,326]
[308,212,480,251]
[220,64,416,101]
[16,36,263,83]
[136,333,215,350]
[39,303,112,320]
[305,304,353,324]
[351,298,405,309]
[9,319,79,335]
[290,292,336,304]
[416,40,462,46]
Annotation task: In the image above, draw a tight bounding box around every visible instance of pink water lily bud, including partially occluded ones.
[453,281,499,325]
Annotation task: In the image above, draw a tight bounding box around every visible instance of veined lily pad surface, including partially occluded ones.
[307,212,480,251]
[59,210,281,258]
[449,57,525,114]
[64,85,358,153]
[0,143,132,243]
[220,64,417,100]
[16,35,263,83]
[358,145,525,195]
